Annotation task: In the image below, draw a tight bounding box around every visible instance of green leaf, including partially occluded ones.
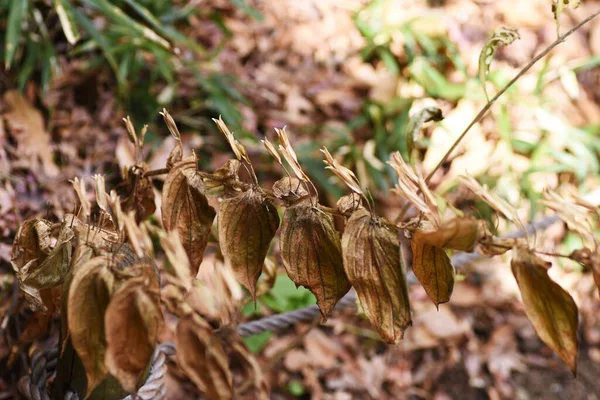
[478,28,520,101]
[242,332,272,353]
[5,0,28,69]
[80,0,171,50]
[260,274,316,313]
[123,0,206,55]
[230,0,263,21]
[54,0,80,45]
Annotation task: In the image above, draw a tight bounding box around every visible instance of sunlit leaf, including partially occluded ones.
[511,246,579,374]
[54,0,80,45]
[342,209,411,343]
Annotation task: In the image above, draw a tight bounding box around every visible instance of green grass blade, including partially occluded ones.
[123,0,206,55]
[54,0,80,45]
[80,0,171,50]
[4,0,29,69]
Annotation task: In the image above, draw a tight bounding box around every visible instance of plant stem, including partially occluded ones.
[143,168,169,177]
[395,9,600,224]
[425,8,600,183]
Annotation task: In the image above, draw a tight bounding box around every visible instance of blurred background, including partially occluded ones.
[1,0,600,398]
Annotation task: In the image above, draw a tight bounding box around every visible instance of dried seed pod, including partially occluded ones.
[105,281,163,393]
[336,193,363,216]
[272,177,309,205]
[67,256,116,396]
[410,236,454,308]
[176,316,233,400]
[342,209,411,343]
[413,217,482,253]
[279,199,350,318]
[218,189,279,298]
[511,246,579,374]
[162,156,216,275]
[120,166,156,223]
[204,159,241,197]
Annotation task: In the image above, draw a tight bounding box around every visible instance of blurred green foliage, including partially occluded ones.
[0,0,253,128]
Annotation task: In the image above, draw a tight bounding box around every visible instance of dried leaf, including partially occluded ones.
[321,147,362,195]
[511,246,579,374]
[204,159,241,197]
[342,209,411,343]
[93,174,108,212]
[336,193,363,216]
[406,107,443,163]
[105,281,163,393]
[413,217,482,252]
[11,219,51,274]
[71,177,91,219]
[552,0,580,36]
[22,224,73,289]
[478,28,520,100]
[213,116,249,163]
[218,189,279,298]
[67,256,115,396]
[176,316,233,400]
[161,109,183,169]
[540,189,596,247]
[410,237,454,308]
[162,156,216,275]
[275,127,311,183]
[3,91,59,177]
[272,177,309,205]
[570,248,600,296]
[120,166,156,222]
[192,260,243,325]
[459,175,522,229]
[280,200,350,318]
[231,342,270,399]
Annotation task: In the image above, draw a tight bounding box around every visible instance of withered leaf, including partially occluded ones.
[67,256,115,396]
[511,246,579,374]
[23,225,74,289]
[175,316,233,400]
[231,342,269,400]
[105,281,163,393]
[120,166,156,223]
[162,156,216,275]
[569,248,600,296]
[342,209,411,343]
[11,219,52,273]
[280,200,350,318]
[218,189,279,298]
[410,237,454,308]
[413,217,482,253]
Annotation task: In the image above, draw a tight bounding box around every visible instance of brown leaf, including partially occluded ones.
[279,200,350,318]
[105,281,163,393]
[67,256,115,396]
[11,219,52,273]
[413,217,482,252]
[162,156,216,275]
[342,209,411,343]
[511,246,579,374]
[3,90,59,177]
[231,342,269,400]
[120,166,156,222]
[569,248,600,296]
[218,189,279,298]
[410,237,454,308]
[22,225,73,289]
[175,316,233,400]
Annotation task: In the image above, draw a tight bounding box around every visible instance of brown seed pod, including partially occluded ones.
[162,156,216,275]
[218,189,280,298]
[413,217,482,252]
[410,237,454,308]
[342,209,411,343]
[279,199,350,318]
[272,177,309,205]
[511,245,579,375]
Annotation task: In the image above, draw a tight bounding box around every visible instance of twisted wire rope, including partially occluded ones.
[21,213,563,399]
